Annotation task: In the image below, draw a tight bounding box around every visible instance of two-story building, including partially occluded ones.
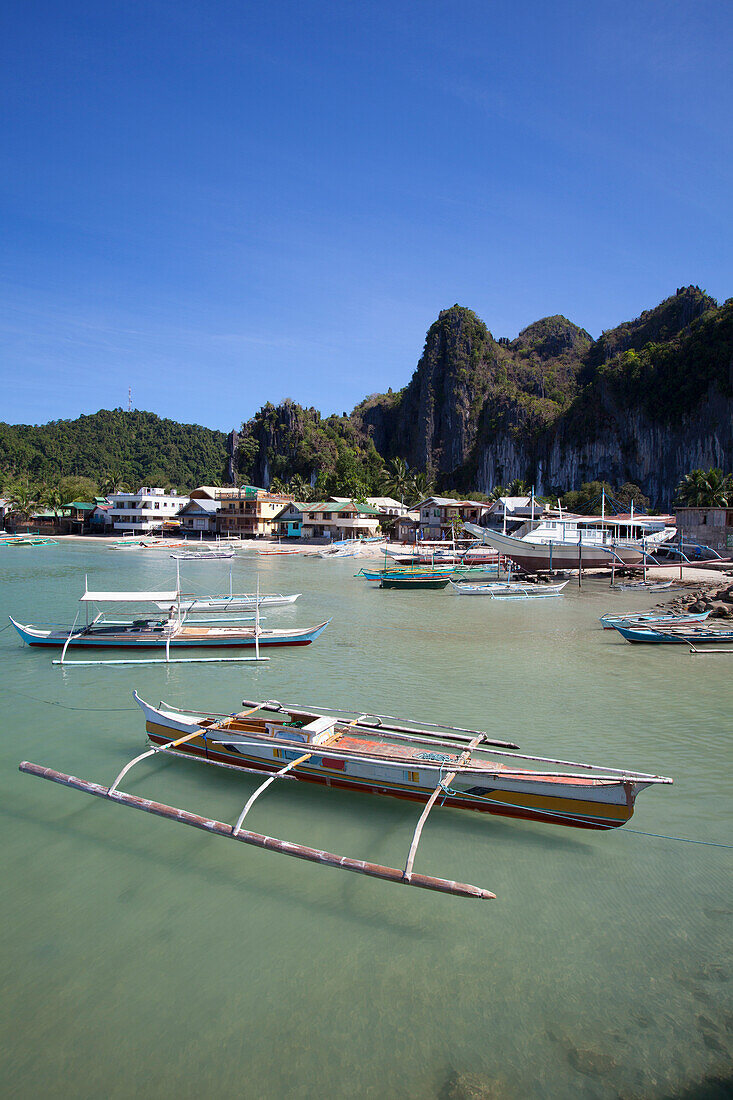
[297,501,382,540]
[217,487,294,538]
[107,487,190,535]
[417,497,492,540]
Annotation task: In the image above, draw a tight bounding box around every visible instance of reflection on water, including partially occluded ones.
[1,545,731,1098]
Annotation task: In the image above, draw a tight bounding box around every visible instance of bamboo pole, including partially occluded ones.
[18,762,495,900]
[240,700,519,750]
[403,736,484,882]
[232,716,364,833]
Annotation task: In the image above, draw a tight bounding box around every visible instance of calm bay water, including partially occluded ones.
[2,544,731,1099]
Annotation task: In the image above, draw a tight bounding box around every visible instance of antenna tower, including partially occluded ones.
[128,387,132,412]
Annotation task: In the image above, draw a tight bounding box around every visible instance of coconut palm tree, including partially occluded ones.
[408,470,436,505]
[381,457,412,505]
[675,467,733,507]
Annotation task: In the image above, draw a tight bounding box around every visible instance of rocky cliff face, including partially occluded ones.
[353,287,733,505]
[237,286,732,506]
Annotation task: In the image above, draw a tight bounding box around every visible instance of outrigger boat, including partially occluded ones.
[17,695,672,902]
[610,622,733,647]
[610,579,674,592]
[171,547,236,560]
[9,578,330,665]
[599,609,711,630]
[379,575,450,589]
[155,592,301,613]
[449,580,569,598]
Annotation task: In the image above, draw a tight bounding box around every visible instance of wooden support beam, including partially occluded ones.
[403,735,484,883]
[18,762,495,900]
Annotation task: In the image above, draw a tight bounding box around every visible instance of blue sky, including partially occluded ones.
[2,0,731,431]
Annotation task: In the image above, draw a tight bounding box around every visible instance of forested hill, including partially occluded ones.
[0,409,228,490]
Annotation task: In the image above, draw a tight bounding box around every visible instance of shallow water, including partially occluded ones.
[2,545,731,1099]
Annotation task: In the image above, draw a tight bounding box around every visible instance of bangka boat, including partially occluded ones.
[379,575,450,589]
[610,579,674,592]
[171,548,236,560]
[598,610,711,630]
[449,580,569,598]
[610,622,733,646]
[17,694,672,902]
[9,579,330,664]
[256,546,305,556]
[154,592,301,612]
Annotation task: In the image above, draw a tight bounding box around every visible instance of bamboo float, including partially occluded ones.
[53,655,271,666]
[18,762,495,900]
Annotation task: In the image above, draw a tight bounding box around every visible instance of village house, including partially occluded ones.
[479,496,548,533]
[417,497,492,540]
[675,506,733,554]
[296,501,382,540]
[177,498,221,535]
[107,487,190,535]
[217,486,294,538]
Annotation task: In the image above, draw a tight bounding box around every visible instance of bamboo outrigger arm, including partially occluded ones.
[403,735,485,884]
[17,762,495,901]
[232,715,368,833]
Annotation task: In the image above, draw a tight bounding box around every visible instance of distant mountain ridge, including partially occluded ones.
[2,287,731,506]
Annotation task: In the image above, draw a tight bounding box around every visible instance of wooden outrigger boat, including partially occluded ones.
[379,575,450,589]
[610,621,733,647]
[17,695,672,901]
[449,580,569,599]
[171,547,236,560]
[611,579,674,592]
[599,610,711,630]
[9,578,330,665]
[154,592,301,612]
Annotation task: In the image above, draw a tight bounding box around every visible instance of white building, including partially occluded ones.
[107,487,190,534]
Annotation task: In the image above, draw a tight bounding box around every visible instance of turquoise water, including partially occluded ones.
[2,545,731,1099]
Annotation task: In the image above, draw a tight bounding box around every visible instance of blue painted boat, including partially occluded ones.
[599,610,710,630]
[9,615,331,649]
[610,621,733,645]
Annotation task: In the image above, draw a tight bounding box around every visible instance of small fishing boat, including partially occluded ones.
[449,580,569,598]
[610,579,674,592]
[256,546,305,556]
[9,578,330,664]
[359,564,499,582]
[171,548,236,560]
[1,534,56,546]
[17,695,672,902]
[610,622,733,646]
[155,592,301,612]
[599,610,711,630]
[379,576,450,589]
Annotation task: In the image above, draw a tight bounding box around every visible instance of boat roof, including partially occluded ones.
[80,590,180,603]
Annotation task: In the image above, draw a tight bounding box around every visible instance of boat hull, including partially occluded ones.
[138,701,647,831]
[9,616,330,649]
[465,526,643,572]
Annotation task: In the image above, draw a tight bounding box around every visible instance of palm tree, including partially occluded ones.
[408,470,436,505]
[487,485,507,503]
[675,467,733,507]
[7,483,37,524]
[381,457,412,505]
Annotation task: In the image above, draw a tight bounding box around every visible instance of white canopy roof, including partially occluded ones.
[80,590,180,603]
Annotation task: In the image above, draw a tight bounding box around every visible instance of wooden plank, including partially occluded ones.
[18,762,495,900]
[403,735,484,883]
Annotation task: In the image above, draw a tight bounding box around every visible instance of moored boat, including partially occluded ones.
[449,579,569,598]
[610,622,733,645]
[135,695,672,831]
[599,610,711,630]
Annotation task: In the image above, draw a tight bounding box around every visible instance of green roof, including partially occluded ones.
[66,501,97,511]
[300,502,381,516]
